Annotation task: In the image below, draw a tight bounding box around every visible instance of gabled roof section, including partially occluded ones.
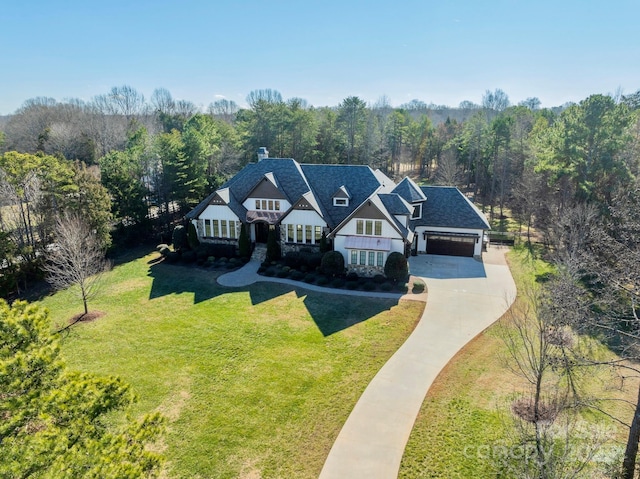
[332,185,351,199]
[244,175,286,201]
[185,190,217,220]
[264,171,277,186]
[217,188,230,204]
[373,169,395,192]
[222,158,309,204]
[412,186,490,230]
[300,164,388,228]
[379,193,412,216]
[331,193,411,241]
[186,158,310,221]
[392,177,427,203]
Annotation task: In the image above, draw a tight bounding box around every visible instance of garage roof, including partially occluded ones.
[412,186,490,230]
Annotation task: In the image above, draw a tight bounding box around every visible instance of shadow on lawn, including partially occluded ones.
[147,260,223,304]
[147,259,398,336]
[248,283,399,337]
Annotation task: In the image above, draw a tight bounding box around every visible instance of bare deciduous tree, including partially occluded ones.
[498,286,611,478]
[44,213,110,316]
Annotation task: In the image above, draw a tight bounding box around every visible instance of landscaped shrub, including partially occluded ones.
[157,244,170,256]
[291,271,305,281]
[373,274,386,284]
[266,228,281,262]
[346,281,358,290]
[182,250,197,263]
[412,279,426,294]
[380,282,393,292]
[165,251,180,263]
[346,271,359,282]
[238,224,250,258]
[384,252,409,282]
[303,274,316,284]
[363,281,376,291]
[196,245,212,262]
[187,222,200,250]
[284,251,301,268]
[304,252,324,270]
[172,225,189,252]
[212,244,236,258]
[321,251,344,277]
[277,269,289,278]
[330,277,345,288]
[316,276,330,286]
[263,267,277,277]
[395,282,409,293]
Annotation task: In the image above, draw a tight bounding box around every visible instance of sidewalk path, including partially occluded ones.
[217,260,424,301]
[318,247,516,479]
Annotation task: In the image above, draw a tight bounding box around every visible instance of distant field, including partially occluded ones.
[399,246,638,478]
[40,248,423,478]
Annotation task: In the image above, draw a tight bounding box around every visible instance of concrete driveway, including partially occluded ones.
[319,246,517,479]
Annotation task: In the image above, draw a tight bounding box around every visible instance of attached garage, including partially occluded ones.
[410,186,490,258]
[425,232,478,257]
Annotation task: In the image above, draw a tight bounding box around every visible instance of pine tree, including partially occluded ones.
[0,300,165,478]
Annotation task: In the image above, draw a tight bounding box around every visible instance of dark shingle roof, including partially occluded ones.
[379,194,411,216]
[392,177,426,203]
[186,159,310,220]
[412,186,490,230]
[300,164,382,228]
[379,194,412,237]
[220,158,310,204]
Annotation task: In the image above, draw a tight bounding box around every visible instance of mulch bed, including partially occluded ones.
[69,310,106,325]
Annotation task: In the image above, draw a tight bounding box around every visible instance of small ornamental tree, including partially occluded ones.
[384,252,408,282]
[321,251,344,277]
[266,227,281,262]
[172,225,188,252]
[187,222,200,250]
[238,224,250,258]
[44,213,110,316]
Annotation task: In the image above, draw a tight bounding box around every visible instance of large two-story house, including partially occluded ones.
[186,149,489,276]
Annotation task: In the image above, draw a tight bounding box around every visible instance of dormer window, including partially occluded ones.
[412,203,422,219]
[332,185,351,207]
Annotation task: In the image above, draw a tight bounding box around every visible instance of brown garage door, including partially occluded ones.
[426,234,476,257]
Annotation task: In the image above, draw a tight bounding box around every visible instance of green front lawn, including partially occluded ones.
[40,248,423,478]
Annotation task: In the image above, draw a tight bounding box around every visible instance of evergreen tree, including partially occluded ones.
[0,300,165,478]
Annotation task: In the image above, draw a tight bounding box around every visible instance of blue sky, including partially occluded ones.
[1,0,638,114]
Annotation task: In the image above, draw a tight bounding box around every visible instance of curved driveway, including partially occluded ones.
[319,247,516,479]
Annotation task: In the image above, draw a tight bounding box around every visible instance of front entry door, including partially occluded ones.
[255,222,269,243]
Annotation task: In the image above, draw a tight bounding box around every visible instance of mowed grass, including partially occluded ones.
[399,245,638,478]
[39,248,424,478]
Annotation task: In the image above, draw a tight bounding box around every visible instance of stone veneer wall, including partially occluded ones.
[279,228,321,255]
[346,264,384,277]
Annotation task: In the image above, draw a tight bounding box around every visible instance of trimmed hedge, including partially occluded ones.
[384,252,409,282]
[321,251,344,277]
